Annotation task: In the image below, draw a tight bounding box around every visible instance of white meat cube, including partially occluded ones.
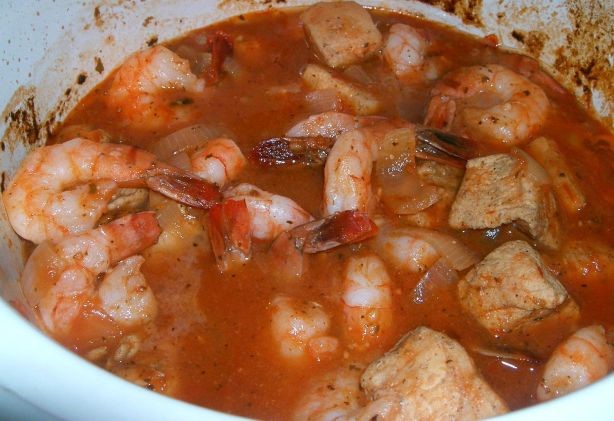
[301,1,382,68]
[449,153,560,248]
[458,240,571,334]
[361,326,508,421]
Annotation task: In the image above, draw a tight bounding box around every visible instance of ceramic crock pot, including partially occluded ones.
[0,1,611,419]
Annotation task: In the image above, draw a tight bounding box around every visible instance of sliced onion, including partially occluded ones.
[175,45,212,75]
[149,124,228,161]
[378,172,442,215]
[222,56,241,77]
[343,65,373,85]
[376,127,416,175]
[472,346,538,363]
[155,198,200,238]
[412,258,458,304]
[397,227,479,270]
[304,89,341,113]
[512,148,550,187]
[376,127,440,214]
[167,151,192,171]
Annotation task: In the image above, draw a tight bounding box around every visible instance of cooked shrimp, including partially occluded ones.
[98,256,156,326]
[190,137,247,187]
[376,227,439,273]
[342,254,393,350]
[3,137,220,244]
[270,295,339,361]
[223,183,313,240]
[267,210,378,280]
[292,365,363,420]
[537,325,614,401]
[425,64,549,146]
[383,23,427,82]
[107,45,205,131]
[323,129,375,216]
[208,184,312,271]
[286,111,367,138]
[20,212,161,335]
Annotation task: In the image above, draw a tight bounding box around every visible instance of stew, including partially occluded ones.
[5,2,613,420]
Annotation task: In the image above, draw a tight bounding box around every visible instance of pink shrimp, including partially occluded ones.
[20,212,161,335]
[537,325,614,401]
[342,254,394,351]
[2,138,220,244]
[107,45,205,131]
[425,64,549,146]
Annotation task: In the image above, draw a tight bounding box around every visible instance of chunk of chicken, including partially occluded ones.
[301,1,382,69]
[458,240,573,335]
[449,152,560,248]
[361,326,508,421]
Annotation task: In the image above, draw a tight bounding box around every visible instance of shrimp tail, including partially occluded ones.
[204,31,233,85]
[415,127,480,166]
[291,210,378,253]
[249,136,334,167]
[208,199,252,271]
[146,171,221,209]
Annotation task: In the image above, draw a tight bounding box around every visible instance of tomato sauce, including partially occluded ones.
[50,7,614,420]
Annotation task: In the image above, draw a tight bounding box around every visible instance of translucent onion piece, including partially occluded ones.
[304,89,342,113]
[156,201,186,235]
[377,127,416,175]
[472,346,538,363]
[377,127,440,214]
[155,197,201,241]
[176,45,212,75]
[511,148,550,187]
[378,172,441,215]
[342,65,373,85]
[397,227,479,270]
[222,56,241,77]
[150,124,227,160]
[167,151,192,171]
[412,258,458,304]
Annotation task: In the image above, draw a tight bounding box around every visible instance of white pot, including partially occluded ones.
[0,1,611,419]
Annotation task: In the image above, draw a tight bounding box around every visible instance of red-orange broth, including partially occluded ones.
[43,6,613,420]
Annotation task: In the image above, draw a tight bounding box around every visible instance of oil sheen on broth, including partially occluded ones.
[20,3,614,420]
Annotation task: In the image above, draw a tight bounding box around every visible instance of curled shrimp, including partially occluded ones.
[208,184,312,271]
[376,227,439,273]
[250,112,381,168]
[425,64,549,146]
[107,45,205,131]
[223,183,313,240]
[323,128,375,216]
[383,23,427,82]
[190,137,247,187]
[286,111,369,138]
[20,212,161,335]
[270,295,339,361]
[267,210,378,281]
[292,365,363,420]
[2,138,220,244]
[319,118,472,216]
[537,325,614,401]
[342,254,393,351]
